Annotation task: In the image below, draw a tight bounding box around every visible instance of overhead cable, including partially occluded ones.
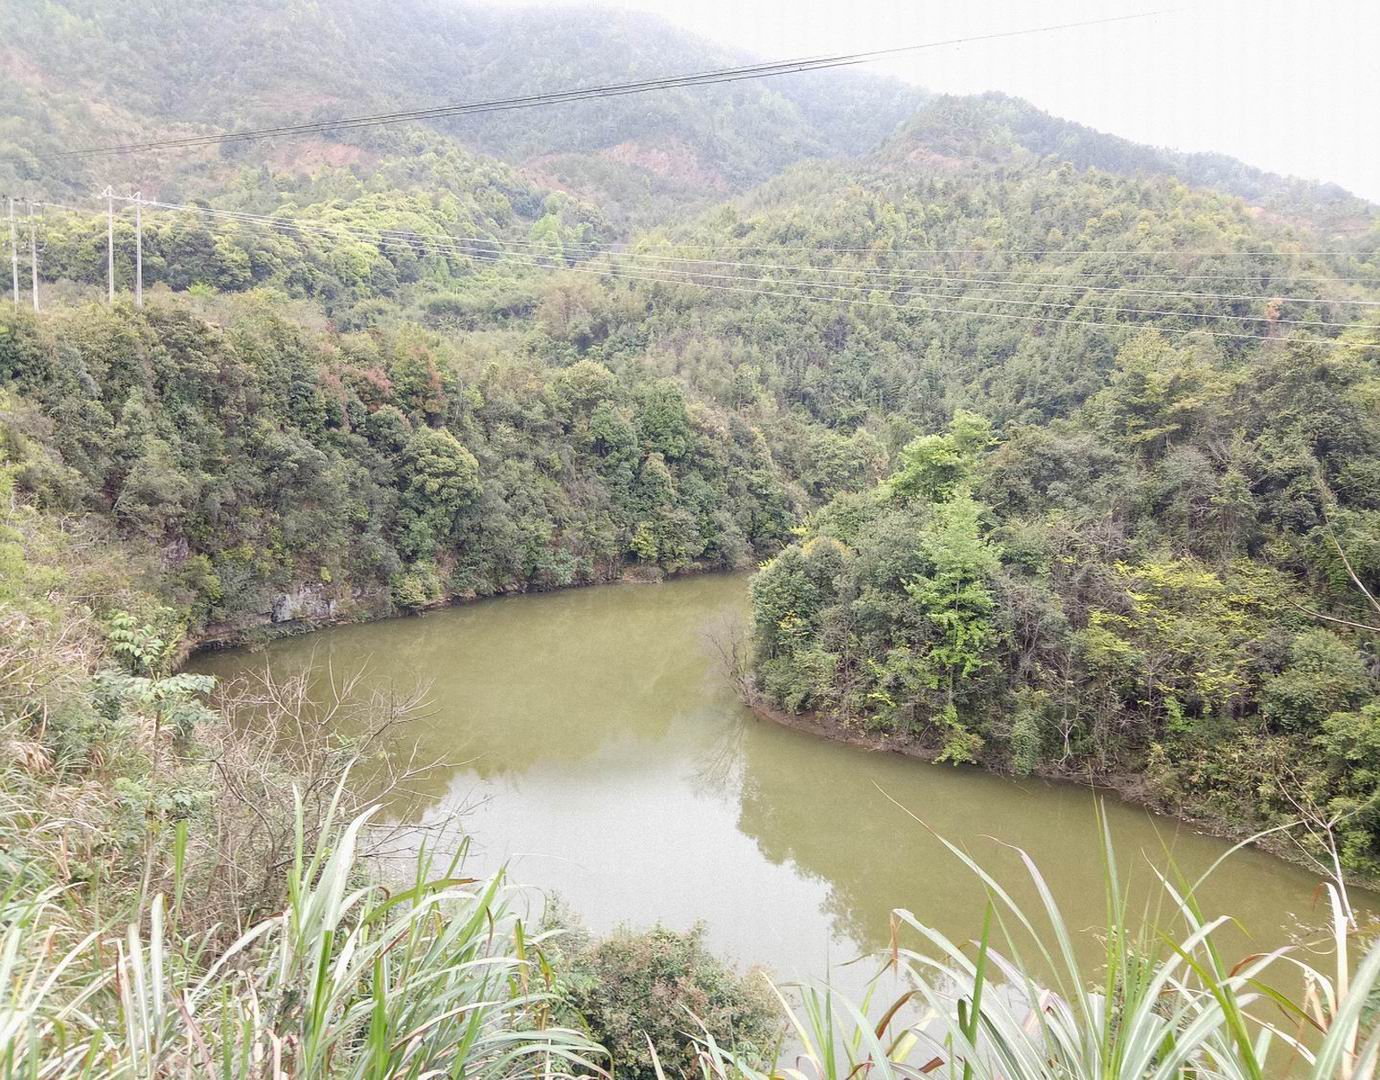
[39,10,1178,158]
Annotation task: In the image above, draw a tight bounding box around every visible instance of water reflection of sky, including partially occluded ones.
[424,759,868,991]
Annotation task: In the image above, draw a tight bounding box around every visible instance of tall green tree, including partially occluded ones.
[905,493,1003,763]
[399,427,482,558]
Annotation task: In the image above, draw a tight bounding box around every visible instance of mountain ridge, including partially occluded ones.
[3,0,1374,240]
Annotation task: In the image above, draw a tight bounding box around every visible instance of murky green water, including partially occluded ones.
[192,573,1367,998]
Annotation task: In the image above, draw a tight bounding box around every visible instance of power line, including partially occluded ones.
[33,201,1380,350]
[39,9,1176,160]
[107,197,1380,319]
[100,195,1377,263]
[88,195,1378,348]
[593,259,1380,307]
[50,196,1377,273]
[475,250,1378,351]
[516,241,1373,258]
[7,198,18,307]
[29,199,93,215]
[379,236,1380,307]
[94,197,1379,330]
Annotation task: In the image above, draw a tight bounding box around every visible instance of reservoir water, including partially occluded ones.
[192,573,1366,999]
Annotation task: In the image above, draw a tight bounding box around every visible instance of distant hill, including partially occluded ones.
[0,0,922,225]
[4,0,1374,238]
[877,94,1376,240]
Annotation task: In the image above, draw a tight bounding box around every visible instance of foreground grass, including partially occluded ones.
[690,818,1380,1080]
[8,785,1380,1078]
[1,783,601,1079]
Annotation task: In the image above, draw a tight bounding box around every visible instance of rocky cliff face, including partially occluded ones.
[196,581,390,651]
[270,585,339,625]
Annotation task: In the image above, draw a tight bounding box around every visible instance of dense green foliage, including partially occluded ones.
[22,141,608,323]
[750,326,1380,872]
[0,300,796,634]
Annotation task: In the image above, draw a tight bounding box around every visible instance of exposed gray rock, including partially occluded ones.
[270,585,338,624]
[160,536,190,566]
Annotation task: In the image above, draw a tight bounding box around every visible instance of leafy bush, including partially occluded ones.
[557,922,781,1079]
[391,562,444,611]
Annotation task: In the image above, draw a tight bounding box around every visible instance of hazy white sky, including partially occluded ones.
[528,0,1380,201]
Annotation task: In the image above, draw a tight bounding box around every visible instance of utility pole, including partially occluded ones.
[27,202,37,312]
[103,186,114,304]
[133,192,143,307]
[7,198,17,307]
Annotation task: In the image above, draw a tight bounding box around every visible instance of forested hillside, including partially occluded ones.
[11,147,1376,644]
[7,134,1380,875]
[2,300,793,639]
[749,327,1380,862]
